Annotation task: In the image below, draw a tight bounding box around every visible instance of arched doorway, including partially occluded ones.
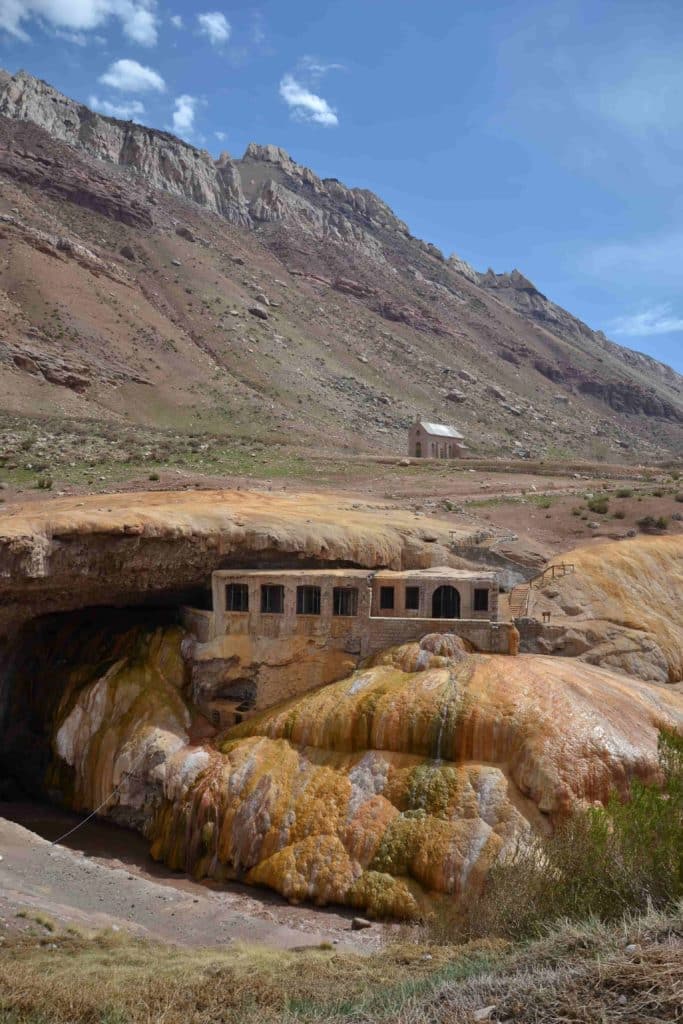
[432,585,460,618]
[415,441,422,457]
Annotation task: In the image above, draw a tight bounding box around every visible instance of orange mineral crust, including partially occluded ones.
[52,627,683,918]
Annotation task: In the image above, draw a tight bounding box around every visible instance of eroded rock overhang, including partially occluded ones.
[0,489,468,639]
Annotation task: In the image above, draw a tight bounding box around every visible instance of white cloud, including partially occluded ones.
[214,130,227,141]
[279,73,338,126]
[609,305,683,338]
[89,94,145,120]
[123,3,156,45]
[172,94,197,136]
[0,0,159,46]
[250,10,265,45]
[99,58,165,92]
[170,13,182,28]
[53,28,88,45]
[584,231,683,289]
[197,11,230,46]
[298,55,345,79]
[584,56,683,138]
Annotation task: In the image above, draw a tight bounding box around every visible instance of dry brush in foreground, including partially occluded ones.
[0,904,681,1023]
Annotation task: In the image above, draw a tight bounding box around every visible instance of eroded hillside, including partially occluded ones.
[0,69,681,468]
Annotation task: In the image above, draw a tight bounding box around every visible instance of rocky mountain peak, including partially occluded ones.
[447,252,479,284]
[479,268,539,294]
[0,67,251,226]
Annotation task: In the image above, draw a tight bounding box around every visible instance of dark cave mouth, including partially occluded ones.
[0,553,375,798]
[0,601,196,799]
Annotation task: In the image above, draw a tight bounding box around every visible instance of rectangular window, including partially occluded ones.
[261,584,284,614]
[380,586,395,610]
[226,583,249,612]
[297,585,321,615]
[474,588,490,612]
[404,586,420,611]
[333,587,358,616]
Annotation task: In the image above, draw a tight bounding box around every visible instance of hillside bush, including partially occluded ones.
[429,729,683,943]
[616,488,632,498]
[637,515,669,533]
[587,496,609,514]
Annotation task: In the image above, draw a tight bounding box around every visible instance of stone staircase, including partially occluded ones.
[509,562,576,619]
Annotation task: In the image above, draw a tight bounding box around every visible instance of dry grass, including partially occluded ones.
[0,905,681,1023]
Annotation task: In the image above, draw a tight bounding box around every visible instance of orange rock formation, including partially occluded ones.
[51,626,683,918]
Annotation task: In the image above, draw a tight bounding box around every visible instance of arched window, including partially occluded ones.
[432,585,460,619]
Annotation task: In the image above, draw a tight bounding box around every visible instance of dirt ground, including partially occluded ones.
[0,804,388,951]
[2,457,680,562]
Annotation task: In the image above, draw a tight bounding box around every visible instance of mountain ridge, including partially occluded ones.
[0,66,681,465]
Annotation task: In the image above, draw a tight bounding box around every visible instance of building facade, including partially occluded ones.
[183,567,512,728]
[408,420,467,459]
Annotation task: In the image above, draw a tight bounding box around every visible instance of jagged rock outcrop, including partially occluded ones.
[0,69,250,225]
[481,269,683,420]
[447,252,479,284]
[238,141,414,258]
[0,117,154,227]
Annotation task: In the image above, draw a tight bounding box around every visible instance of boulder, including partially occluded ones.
[248,304,269,320]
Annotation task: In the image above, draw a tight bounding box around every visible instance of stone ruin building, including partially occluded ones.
[183,566,515,728]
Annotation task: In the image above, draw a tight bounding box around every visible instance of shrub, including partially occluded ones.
[613,510,625,519]
[651,488,666,497]
[587,496,609,514]
[676,493,683,503]
[148,472,160,482]
[535,496,552,509]
[616,488,632,498]
[35,476,53,490]
[427,729,683,943]
[637,515,668,533]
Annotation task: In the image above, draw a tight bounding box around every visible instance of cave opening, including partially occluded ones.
[0,602,195,801]
[0,554,374,802]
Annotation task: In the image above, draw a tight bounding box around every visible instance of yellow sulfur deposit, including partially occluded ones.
[51,627,683,918]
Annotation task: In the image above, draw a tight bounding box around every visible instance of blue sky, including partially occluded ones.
[2,0,682,372]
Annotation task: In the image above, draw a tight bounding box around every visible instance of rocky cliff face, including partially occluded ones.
[478,269,683,420]
[0,69,250,225]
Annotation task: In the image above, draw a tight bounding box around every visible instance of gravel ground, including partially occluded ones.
[0,809,384,952]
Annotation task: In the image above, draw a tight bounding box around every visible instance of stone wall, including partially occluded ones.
[364,617,513,656]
